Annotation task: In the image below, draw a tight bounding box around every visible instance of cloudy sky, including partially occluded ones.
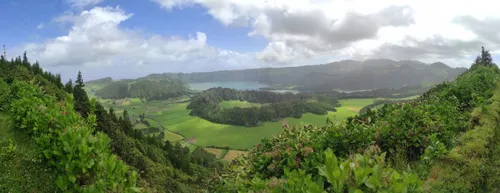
[2,0,500,81]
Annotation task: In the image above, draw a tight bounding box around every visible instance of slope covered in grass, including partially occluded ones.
[0,114,59,193]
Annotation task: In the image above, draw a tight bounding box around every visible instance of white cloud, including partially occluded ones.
[36,23,44,29]
[153,0,500,66]
[18,6,258,80]
[66,0,104,8]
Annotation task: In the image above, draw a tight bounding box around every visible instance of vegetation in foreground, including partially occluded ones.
[210,48,500,192]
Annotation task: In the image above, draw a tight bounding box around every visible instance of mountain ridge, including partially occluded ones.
[86,58,467,92]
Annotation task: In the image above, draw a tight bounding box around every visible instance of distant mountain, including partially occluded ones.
[146,59,467,91]
[85,77,113,85]
[89,76,190,100]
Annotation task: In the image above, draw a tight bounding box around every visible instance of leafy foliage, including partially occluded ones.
[7,80,139,192]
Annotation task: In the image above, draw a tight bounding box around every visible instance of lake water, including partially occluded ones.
[268,90,300,94]
[189,82,299,93]
[189,82,269,91]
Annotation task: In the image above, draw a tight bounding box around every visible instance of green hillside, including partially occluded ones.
[210,49,500,192]
[0,54,223,192]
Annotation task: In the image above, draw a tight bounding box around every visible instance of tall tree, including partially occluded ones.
[32,61,43,75]
[55,74,63,88]
[472,47,495,68]
[22,51,30,69]
[73,71,91,117]
[481,46,493,66]
[65,79,73,93]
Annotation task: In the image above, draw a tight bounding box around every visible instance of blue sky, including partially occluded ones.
[2,0,266,53]
[2,0,499,81]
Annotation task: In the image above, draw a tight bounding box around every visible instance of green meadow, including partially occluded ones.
[87,82,378,150]
[101,98,375,150]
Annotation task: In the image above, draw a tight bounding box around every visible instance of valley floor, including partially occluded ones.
[101,98,376,151]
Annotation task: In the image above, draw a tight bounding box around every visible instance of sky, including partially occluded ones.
[2,0,500,81]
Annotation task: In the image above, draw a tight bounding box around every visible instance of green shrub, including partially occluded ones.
[8,81,140,192]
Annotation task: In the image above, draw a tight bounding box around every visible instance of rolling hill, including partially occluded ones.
[91,76,190,100]
[146,59,466,91]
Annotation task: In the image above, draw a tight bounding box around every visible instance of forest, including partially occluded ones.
[95,77,190,101]
[187,87,339,126]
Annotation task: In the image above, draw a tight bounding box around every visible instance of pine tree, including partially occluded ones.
[480,46,493,66]
[32,61,43,75]
[73,71,91,117]
[22,51,30,69]
[472,47,495,68]
[55,74,63,88]
[65,79,73,93]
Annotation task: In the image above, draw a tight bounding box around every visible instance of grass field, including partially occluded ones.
[100,97,375,150]
[134,123,148,129]
[145,99,374,149]
[219,100,265,109]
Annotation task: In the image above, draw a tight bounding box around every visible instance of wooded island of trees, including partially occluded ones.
[187,87,339,126]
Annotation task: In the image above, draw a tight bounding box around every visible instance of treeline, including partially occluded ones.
[0,53,222,192]
[211,48,500,192]
[187,87,338,126]
[0,52,73,100]
[95,78,189,101]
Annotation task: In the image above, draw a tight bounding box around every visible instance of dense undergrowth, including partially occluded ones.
[6,80,140,192]
[211,49,500,192]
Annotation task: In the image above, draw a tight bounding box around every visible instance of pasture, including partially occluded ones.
[100,97,376,151]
